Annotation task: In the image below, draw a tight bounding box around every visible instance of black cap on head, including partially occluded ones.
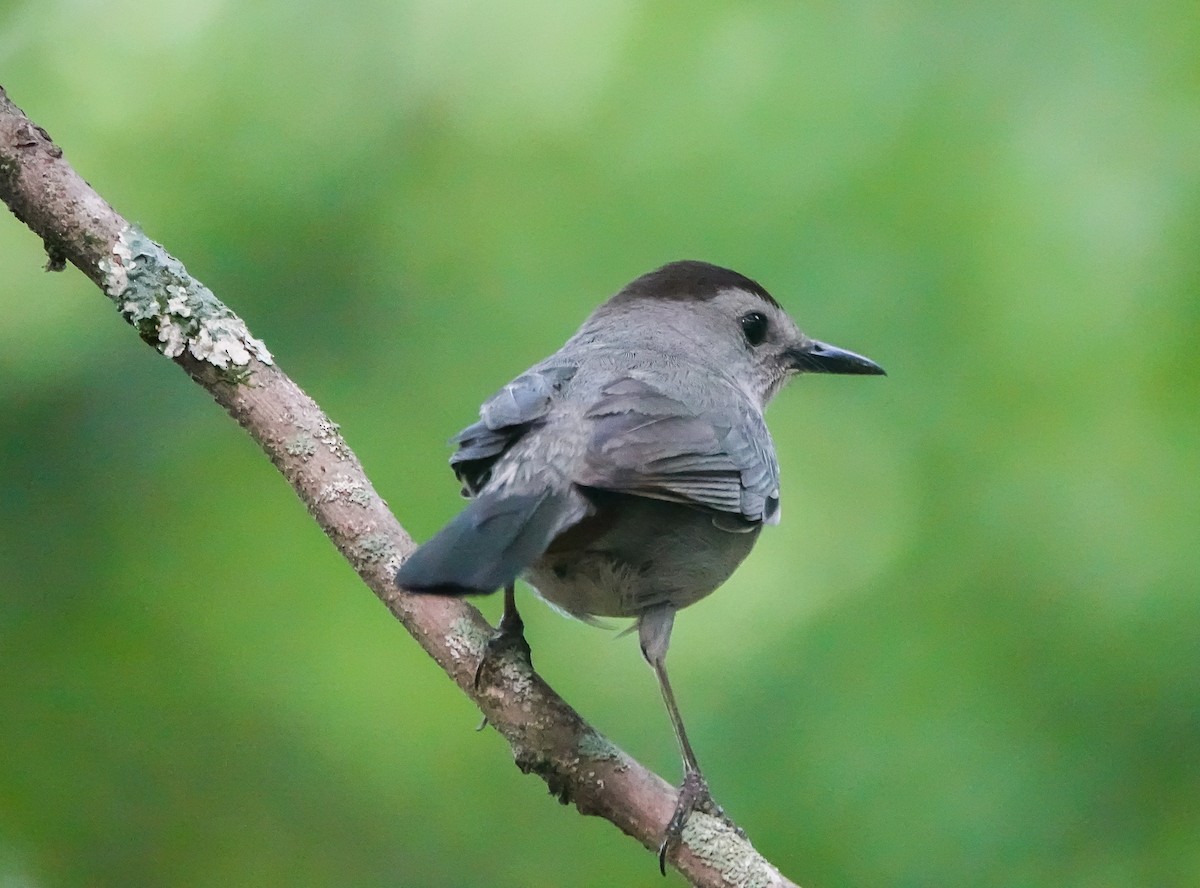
[611,260,782,309]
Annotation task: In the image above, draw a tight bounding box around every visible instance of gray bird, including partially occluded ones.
[396,260,884,868]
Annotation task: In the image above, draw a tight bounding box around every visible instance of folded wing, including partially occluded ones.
[577,375,781,525]
[449,363,577,494]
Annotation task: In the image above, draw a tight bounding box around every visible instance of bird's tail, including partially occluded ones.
[395,486,590,595]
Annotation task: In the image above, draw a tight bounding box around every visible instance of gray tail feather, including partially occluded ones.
[395,486,589,595]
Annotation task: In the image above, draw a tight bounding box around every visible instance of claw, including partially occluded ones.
[656,769,724,874]
[473,582,531,690]
[473,620,532,689]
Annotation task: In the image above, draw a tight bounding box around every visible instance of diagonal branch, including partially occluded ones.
[0,85,799,888]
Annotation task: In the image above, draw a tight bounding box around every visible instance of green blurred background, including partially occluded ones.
[2,2,1199,886]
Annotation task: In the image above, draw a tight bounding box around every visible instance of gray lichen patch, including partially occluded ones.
[311,419,351,460]
[682,813,774,888]
[99,225,273,370]
[316,477,373,506]
[346,486,372,507]
[576,730,626,764]
[285,416,352,462]
[492,654,534,699]
[358,533,398,564]
[446,616,489,664]
[286,434,318,459]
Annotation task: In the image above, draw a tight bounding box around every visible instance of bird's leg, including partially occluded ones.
[652,655,727,873]
[639,607,736,875]
[474,582,533,689]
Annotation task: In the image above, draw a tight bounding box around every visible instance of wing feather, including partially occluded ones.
[578,375,780,524]
[449,364,576,493]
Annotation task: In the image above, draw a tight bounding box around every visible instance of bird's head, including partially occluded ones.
[591,260,885,406]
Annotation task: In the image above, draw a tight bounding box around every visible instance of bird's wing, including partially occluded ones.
[576,375,781,524]
[450,363,577,494]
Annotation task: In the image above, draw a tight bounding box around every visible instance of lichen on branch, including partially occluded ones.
[99,224,273,370]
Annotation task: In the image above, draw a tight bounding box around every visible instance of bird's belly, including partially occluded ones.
[522,496,761,620]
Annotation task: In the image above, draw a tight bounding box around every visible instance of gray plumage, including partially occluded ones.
[395,259,884,866]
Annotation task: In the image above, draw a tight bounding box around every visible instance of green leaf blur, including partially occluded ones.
[2,2,1198,886]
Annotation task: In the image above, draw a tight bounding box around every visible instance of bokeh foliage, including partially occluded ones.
[2,2,1199,886]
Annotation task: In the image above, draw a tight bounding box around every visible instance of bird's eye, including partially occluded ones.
[740,311,769,346]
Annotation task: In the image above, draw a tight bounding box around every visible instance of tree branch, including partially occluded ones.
[0,85,799,888]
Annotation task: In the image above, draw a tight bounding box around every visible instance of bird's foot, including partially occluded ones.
[657,770,740,874]
[473,609,532,691]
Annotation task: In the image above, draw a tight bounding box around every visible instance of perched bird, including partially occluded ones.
[396,260,884,868]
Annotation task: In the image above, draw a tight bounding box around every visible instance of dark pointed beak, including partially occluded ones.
[788,339,886,375]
